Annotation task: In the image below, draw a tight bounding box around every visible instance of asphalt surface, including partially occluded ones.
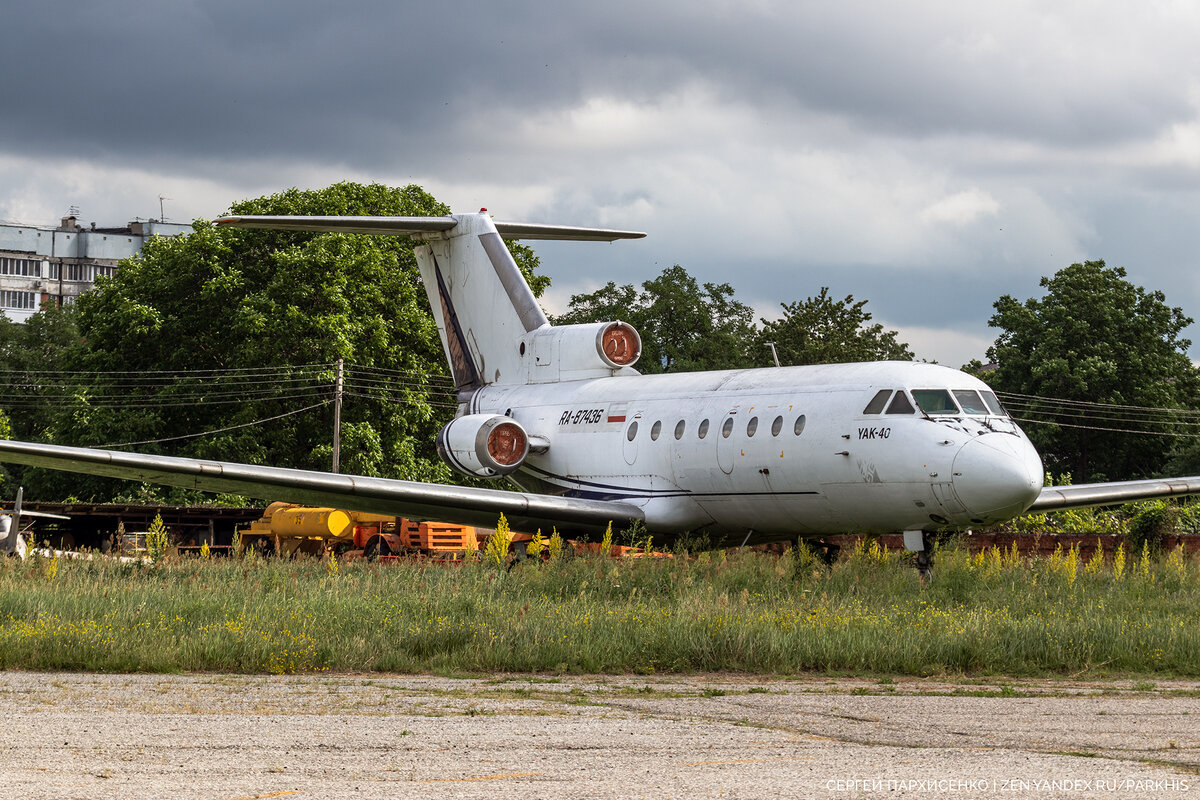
[0,672,1196,799]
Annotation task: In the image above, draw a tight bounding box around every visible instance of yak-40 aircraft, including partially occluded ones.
[3,210,1200,570]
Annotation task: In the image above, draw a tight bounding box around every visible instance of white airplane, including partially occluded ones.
[2,210,1199,570]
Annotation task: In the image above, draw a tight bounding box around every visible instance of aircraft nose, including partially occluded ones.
[952,434,1043,520]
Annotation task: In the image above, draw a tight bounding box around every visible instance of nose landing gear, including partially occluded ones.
[903,530,933,580]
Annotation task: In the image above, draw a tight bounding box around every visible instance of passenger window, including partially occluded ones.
[863,389,892,414]
[747,416,758,437]
[674,420,685,439]
[794,414,806,435]
[911,389,959,414]
[886,391,915,415]
[952,390,988,415]
[626,421,639,441]
[698,419,710,439]
[771,415,783,436]
[980,391,1006,416]
[650,420,662,440]
[721,418,734,438]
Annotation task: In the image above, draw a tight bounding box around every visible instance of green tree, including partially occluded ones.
[986,260,1200,482]
[554,265,754,373]
[756,288,913,366]
[12,182,548,501]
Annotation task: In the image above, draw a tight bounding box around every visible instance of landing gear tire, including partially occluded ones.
[510,541,528,562]
[915,548,933,581]
[819,542,840,566]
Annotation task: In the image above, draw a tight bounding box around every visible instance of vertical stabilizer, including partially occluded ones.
[413,213,547,389]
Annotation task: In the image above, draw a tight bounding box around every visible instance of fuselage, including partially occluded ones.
[465,361,1044,544]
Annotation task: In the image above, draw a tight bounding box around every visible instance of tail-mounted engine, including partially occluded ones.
[437,414,530,478]
[521,321,642,383]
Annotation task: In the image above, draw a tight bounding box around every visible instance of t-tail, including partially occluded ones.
[215,210,646,390]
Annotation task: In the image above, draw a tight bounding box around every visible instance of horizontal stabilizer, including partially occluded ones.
[0,440,642,536]
[214,214,646,242]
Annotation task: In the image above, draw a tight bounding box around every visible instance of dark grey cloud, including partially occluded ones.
[4,1,1200,365]
[6,2,1194,171]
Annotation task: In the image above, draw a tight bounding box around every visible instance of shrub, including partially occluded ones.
[1126,501,1173,555]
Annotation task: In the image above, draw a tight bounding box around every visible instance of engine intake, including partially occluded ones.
[597,321,640,368]
[522,321,642,382]
[437,414,529,478]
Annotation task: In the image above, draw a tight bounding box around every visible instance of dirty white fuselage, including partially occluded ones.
[463,360,1045,541]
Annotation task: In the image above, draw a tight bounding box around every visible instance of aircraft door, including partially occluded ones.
[622,412,642,465]
[716,408,738,474]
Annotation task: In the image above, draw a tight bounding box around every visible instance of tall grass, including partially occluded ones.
[1,542,1198,677]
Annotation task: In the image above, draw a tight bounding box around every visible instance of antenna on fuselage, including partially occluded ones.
[765,342,781,368]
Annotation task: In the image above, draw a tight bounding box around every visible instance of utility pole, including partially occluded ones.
[332,358,344,473]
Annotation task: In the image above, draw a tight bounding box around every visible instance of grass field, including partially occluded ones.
[1,539,1198,677]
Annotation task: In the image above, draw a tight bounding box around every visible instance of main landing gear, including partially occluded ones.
[903,530,933,580]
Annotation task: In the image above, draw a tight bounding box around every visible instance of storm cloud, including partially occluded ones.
[4,0,1200,365]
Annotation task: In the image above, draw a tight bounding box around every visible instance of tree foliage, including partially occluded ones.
[554,265,755,373]
[3,182,547,501]
[757,288,913,366]
[986,260,1200,482]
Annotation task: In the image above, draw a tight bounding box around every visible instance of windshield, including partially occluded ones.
[911,389,959,414]
[953,390,990,415]
[980,390,1007,416]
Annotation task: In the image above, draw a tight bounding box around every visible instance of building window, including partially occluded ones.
[0,291,37,309]
[65,263,94,282]
[0,257,37,276]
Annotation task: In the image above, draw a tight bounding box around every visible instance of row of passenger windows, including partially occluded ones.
[863,388,1005,416]
[627,414,807,442]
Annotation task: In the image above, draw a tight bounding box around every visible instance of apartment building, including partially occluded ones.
[0,215,191,321]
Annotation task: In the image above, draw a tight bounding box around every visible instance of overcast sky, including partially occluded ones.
[4,1,1200,366]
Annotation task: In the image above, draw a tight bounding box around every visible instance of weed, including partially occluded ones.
[483,514,512,567]
[145,514,169,562]
[527,529,544,559]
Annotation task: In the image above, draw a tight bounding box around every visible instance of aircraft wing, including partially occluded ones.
[1028,475,1200,512]
[0,440,642,536]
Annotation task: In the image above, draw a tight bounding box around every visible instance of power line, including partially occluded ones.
[97,400,334,448]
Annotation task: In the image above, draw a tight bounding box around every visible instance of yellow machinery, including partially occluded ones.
[236,502,478,558]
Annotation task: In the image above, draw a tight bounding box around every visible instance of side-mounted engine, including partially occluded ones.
[521,321,641,383]
[437,414,530,478]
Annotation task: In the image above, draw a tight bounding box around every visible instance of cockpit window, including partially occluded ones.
[980,390,1006,416]
[885,391,915,415]
[953,390,989,415]
[863,389,892,414]
[911,389,959,414]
